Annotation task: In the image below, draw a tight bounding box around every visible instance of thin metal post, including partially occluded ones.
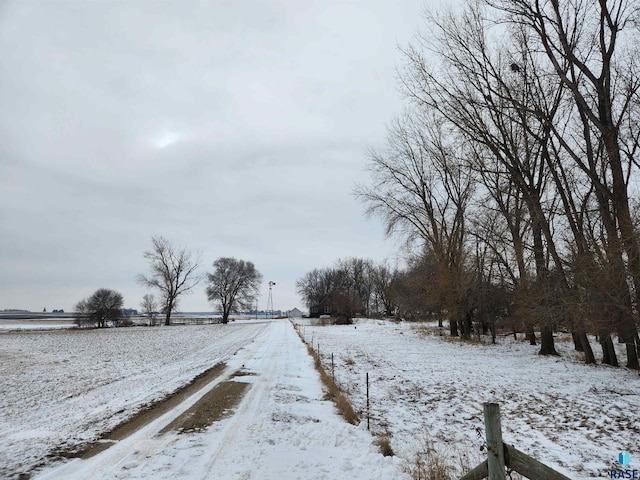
[366,372,370,431]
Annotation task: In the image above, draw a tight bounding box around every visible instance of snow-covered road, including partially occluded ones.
[35,320,402,480]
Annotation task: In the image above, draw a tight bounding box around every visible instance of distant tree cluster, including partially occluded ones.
[297,258,399,324]
[352,0,640,368]
[134,236,263,326]
[76,235,264,329]
[75,288,124,328]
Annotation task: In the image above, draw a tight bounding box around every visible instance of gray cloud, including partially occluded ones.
[0,0,423,312]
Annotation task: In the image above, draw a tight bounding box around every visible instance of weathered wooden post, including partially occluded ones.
[484,403,506,480]
[461,403,572,480]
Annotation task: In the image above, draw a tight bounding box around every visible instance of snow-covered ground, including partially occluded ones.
[6,317,638,479]
[0,319,75,330]
[293,318,640,479]
[33,320,402,480]
[1,321,269,478]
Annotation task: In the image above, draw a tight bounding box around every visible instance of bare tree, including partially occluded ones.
[487,0,640,367]
[206,257,262,324]
[137,235,201,326]
[337,257,374,316]
[296,268,329,310]
[75,288,124,328]
[140,293,158,326]
[395,4,571,353]
[296,267,348,314]
[297,259,377,321]
[370,262,400,317]
[388,253,445,323]
[356,109,474,336]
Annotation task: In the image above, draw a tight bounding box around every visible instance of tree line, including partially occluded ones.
[301,0,640,370]
[75,235,261,328]
[296,257,399,323]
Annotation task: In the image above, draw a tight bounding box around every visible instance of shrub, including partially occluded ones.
[373,434,395,457]
[401,435,454,480]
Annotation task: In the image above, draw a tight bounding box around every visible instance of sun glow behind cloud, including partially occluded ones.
[150,131,184,149]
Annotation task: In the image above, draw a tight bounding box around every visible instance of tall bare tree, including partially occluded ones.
[337,257,374,316]
[137,235,201,326]
[370,262,400,317]
[206,257,262,324]
[356,111,474,335]
[395,3,606,355]
[487,0,640,367]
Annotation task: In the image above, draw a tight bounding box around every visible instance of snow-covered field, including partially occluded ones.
[294,318,640,479]
[0,322,269,479]
[0,319,75,330]
[34,320,401,480]
[5,317,639,479]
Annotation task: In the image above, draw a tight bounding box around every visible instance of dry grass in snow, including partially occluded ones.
[294,318,640,479]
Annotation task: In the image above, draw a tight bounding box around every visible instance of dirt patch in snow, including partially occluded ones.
[64,362,228,460]
[160,378,249,434]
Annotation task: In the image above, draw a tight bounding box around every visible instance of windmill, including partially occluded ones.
[267,281,275,319]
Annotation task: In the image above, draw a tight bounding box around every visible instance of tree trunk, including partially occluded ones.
[464,310,473,339]
[459,315,471,340]
[538,325,558,356]
[624,340,638,370]
[603,126,640,316]
[490,318,496,344]
[600,333,618,367]
[457,318,464,338]
[577,331,596,365]
[526,322,537,346]
[571,332,583,352]
[449,319,459,336]
[164,299,173,326]
[620,321,640,369]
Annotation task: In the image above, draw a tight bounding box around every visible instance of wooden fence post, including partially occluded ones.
[484,403,506,480]
[462,403,573,480]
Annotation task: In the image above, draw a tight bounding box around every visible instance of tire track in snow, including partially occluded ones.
[197,321,285,478]
[36,321,403,480]
[33,322,273,480]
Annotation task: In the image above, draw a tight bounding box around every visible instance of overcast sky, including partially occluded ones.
[0,0,443,314]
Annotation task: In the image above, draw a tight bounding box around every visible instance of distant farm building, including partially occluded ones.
[308,300,335,318]
[287,308,304,318]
